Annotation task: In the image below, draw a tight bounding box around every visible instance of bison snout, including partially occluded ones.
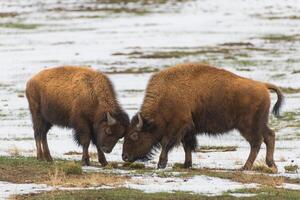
[122,153,130,162]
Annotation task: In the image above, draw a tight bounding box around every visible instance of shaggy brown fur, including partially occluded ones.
[122,63,283,170]
[26,66,129,166]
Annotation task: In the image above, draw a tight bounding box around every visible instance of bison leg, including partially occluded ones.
[32,113,51,161]
[242,135,263,170]
[263,127,277,170]
[158,147,169,169]
[97,147,108,167]
[157,137,175,169]
[40,122,53,162]
[34,133,43,160]
[82,143,91,166]
[181,133,197,168]
[73,123,92,166]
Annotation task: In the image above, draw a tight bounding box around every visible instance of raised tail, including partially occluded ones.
[265,83,284,118]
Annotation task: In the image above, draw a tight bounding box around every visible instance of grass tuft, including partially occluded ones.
[252,163,276,174]
[122,162,145,169]
[172,163,186,170]
[284,164,299,173]
[195,146,237,153]
[61,162,83,175]
[0,23,40,30]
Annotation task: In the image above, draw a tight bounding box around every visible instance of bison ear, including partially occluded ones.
[107,112,116,126]
[130,132,139,141]
[136,113,143,130]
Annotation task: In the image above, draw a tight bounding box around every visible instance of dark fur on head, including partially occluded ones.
[136,143,161,162]
[131,114,158,133]
[132,113,160,161]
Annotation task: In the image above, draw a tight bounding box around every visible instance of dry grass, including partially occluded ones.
[252,160,277,174]
[63,151,98,159]
[195,146,237,153]
[0,156,127,187]
[7,146,21,157]
[46,170,127,187]
[171,168,285,187]
[284,164,299,173]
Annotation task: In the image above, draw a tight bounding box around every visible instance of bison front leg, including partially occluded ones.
[182,133,197,168]
[158,147,169,169]
[82,143,91,166]
[96,147,108,167]
[73,122,92,166]
[157,137,174,169]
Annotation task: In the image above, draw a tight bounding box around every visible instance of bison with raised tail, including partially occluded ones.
[122,63,283,171]
[26,66,129,166]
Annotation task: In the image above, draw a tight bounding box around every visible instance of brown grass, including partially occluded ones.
[7,146,21,157]
[252,162,277,174]
[195,146,237,153]
[284,164,299,173]
[63,151,98,159]
[46,168,127,187]
[0,156,127,187]
[171,168,285,186]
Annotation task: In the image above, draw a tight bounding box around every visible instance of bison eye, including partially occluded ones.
[105,127,112,135]
[130,132,138,141]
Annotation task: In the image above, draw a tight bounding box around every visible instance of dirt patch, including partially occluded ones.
[0,23,40,30]
[0,12,18,18]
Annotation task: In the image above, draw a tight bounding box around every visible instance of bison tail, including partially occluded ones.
[265,83,284,118]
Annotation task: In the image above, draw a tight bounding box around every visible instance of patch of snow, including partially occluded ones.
[278,183,300,190]
[126,175,258,196]
[230,193,257,197]
[0,181,52,200]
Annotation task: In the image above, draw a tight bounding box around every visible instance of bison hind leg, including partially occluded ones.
[182,133,197,168]
[239,127,263,171]
[263,126,277,171]
[32,113,52,161]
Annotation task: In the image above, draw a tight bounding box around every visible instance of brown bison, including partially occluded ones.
[122,63,283,170]
[26,66,129,166]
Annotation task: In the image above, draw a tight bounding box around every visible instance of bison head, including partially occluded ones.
[122,113,159,162]
[95,112,129,153]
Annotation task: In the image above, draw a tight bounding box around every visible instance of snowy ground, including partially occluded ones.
[1,0,300,199]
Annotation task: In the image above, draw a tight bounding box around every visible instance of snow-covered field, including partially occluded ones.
[0,0,300,199]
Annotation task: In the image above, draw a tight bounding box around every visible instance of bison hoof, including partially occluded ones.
[100,160,108,167]
[37,157,45,161]
[45,156,53,162]
[184,162,192,169]
[82,158,91,166]
[157,161,167,169]
[269,165,278,173]
[240,165,252,171]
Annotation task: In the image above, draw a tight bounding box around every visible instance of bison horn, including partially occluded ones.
[137,113,143,130]
[107,112,116,126]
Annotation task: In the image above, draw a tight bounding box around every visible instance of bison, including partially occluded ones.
[26,66,129,166]
[122,63,283,171]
